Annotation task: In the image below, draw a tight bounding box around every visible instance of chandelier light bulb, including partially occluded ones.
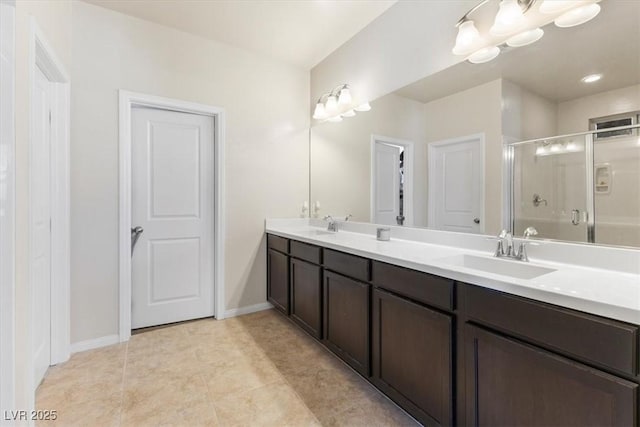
[338,87,352,105]
[554,3,601,27]
[490,0,525,36]
[506,28,544,47]
[452,20,481,55]
[312,102,327,120]
[468,46,500,64]
[325,95,338,115]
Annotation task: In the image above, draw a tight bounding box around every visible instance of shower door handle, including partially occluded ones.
[571,210,580,226]
[131,226,144,254]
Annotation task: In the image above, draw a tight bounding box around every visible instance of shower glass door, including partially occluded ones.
[510,134,589,243]
[508,124,640,247]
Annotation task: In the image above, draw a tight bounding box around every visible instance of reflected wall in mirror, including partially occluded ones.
[310,0,640,247]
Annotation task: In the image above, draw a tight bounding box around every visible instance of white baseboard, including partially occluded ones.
[70,334,120,354]
[224,302,273,318]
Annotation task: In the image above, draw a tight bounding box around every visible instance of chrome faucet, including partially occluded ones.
[493,227,538,262]
[324,215,339,232]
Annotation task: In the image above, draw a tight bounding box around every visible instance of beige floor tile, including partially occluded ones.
[37,309,417,427]
[212,381,320,427]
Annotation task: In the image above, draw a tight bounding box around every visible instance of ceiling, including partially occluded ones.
[395,0,640,104]
[81,0,397,69]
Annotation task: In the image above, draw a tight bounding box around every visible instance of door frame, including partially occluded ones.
[370,135,415,226]
[118,91,226,342]
[427,133,485,232]
[28,17,71,389]
[1,0,15,415]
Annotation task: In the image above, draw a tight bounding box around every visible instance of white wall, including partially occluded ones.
[502,79,557,141]
[557,84,640,134]
[70,2,309,343]
[311,93,426,225]
[14,0,72,413]
[423,79,503,234]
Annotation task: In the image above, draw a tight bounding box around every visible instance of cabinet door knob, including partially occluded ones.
[473,218,480,224]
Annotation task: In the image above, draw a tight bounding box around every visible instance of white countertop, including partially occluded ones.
[265,219,640,325]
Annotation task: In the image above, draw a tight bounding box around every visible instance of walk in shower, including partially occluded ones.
[505,123,640,248]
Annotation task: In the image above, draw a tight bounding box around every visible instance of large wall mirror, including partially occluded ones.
[310,0,640,248]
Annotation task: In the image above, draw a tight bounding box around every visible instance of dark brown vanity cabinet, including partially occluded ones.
[462,284,639,427]
[290,254,323,339]
[265,234,640,426]
[323,270,371,377]
[371,261,455,426]
[465,324,637,427]
[267,235,289,314]
[372,289,453,426]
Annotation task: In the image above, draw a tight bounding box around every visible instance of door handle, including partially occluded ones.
[473,218,480,224]
[131,226,144,254]
[571,210,580,226]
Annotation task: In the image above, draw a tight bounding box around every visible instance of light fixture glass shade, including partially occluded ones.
[312,102,327,120]
[506,28,544,47]
[554,3,600,27]
[452,20,481,55]
[490,0,525,36]
[341,109,356,118]
[354,102,371,112]
[338,87,352,105]
[327,115,343,123]
[468,46,500,64]
[325,95,338,115]
[539,0,581,14]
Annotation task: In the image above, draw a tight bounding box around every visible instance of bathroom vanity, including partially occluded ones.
[265,219,640,427]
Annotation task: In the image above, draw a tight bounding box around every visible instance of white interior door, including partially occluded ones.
[131,107,214,329]
[373,142,401,225]
[429,135,484,233]
[32,66,52,387]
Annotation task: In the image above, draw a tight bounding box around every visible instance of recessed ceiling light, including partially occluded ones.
[581,74,602,83]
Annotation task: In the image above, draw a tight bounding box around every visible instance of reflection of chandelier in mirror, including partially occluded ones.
[312,84,371,122]
[535,139,584,156]
[453,0,601,64]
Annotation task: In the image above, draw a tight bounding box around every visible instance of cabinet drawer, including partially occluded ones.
[290,240,322,264]
[464,284,639,376]
[372,261,454,311]
[324,249,370,282]
[267,234,289,254]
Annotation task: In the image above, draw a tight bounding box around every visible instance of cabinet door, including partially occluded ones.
[465,324,637,427]
[267,248,289,314]
[290,258,322,339]
[372,289,453,426]
[323,271,370,376]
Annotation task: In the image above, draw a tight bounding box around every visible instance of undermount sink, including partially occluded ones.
[438,254,556,280]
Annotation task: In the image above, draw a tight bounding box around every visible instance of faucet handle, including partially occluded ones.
[344,214,353,221]
[323,215,334,222]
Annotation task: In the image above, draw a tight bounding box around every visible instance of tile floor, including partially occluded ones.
[36,309,419,426]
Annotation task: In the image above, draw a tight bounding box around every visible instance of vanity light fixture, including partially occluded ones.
[452,0,603,65]
[581,73,602,83]
[312,84,371,122]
